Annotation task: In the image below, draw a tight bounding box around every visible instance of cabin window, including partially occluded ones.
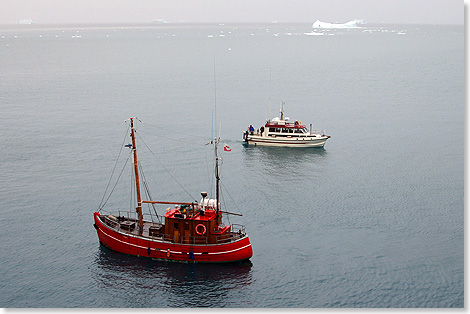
[288,128,293,133]
[269,127,275,132]
[275,128,281,133]
[174,223,179,229]
[294,129,302,133]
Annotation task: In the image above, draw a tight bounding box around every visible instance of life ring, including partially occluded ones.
[195,224,206,235]
[166,248,171,258]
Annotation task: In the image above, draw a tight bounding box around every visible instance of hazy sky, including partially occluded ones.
[0,0,463,25]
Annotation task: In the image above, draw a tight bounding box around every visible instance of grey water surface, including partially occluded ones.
[0,23,463,307]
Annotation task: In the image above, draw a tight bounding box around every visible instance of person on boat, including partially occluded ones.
[260,126,264,135]
[249,125,254,135]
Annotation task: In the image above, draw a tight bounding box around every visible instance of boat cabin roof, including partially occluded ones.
[265,121,306,129]
[164,208,217,222]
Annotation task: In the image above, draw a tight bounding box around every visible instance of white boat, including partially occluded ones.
[243,105,330,148]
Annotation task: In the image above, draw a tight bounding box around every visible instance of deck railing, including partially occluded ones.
[181,235,209,245]
[310,129,327,136]
[231,224,246,235]
[99,212,248,244]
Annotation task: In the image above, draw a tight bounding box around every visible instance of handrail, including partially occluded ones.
[99,212,248,243]
[310,129,327,136]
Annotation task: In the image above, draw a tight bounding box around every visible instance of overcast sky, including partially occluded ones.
[0,0,463,25]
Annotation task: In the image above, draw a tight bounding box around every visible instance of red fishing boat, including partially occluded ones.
[93,117,252,263]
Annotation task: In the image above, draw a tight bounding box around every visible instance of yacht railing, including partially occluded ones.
[310,129,327,136]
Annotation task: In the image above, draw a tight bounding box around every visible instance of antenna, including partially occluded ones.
[213,58,221,222]
[214,58,217,141]
[269,68,272,120]
[211,109,214,141]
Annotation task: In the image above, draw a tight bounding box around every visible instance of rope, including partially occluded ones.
[98,126,130,210]
[136,130,197,201]
[220,180,243,216]
[137,127,200,146]
[143,122,209,141]
[139,161,162,224]
[98,150,132,211]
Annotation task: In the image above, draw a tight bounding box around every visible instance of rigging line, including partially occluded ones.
[218,187,232,226]
[98,150,132,211]
[136,131,197,201]
[135,129,209,162]
[138,161,161,224]
[214,58,217,142]
[98,126,130,210]
[138,162,152,222]
[220,180,243,215]
[137,127,206,146]
[210,157,215,199]
[204,144,213,198]
[130,161,134,212]
[142,122,209,140]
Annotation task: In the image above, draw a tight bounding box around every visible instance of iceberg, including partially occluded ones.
[16,19,33,25]
[312,19,365,29]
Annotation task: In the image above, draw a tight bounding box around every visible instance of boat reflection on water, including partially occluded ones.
[242,144,328,179]
[93,244,253,307]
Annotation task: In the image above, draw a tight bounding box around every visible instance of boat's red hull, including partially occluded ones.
[93,212,253,263]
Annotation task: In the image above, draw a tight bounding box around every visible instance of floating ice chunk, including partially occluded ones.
[17,19,33,25]
[304,32,324,36]
[312,19,365,29]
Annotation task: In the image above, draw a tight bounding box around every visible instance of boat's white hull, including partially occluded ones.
[244,134,329,147]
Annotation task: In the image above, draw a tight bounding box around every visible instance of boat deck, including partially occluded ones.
[100,214,246,245]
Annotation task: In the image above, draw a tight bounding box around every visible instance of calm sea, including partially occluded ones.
[0,23,463,308]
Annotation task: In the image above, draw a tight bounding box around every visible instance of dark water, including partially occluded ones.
[0,23,463,307]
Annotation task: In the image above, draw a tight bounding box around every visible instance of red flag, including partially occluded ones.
[224,143,231,151]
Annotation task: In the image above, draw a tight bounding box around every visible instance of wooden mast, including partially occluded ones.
[130,117,144,234]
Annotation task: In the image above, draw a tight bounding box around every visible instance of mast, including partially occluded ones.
[130,117,144,234]
[213,59,220,223]
[215,137,220,223]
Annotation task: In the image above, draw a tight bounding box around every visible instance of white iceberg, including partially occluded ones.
[312,19,365,29]
[16,19,33,25]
